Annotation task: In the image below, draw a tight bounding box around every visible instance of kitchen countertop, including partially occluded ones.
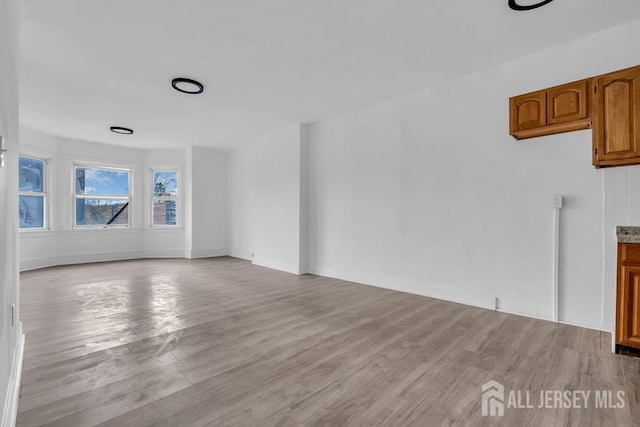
[617,226,640,244]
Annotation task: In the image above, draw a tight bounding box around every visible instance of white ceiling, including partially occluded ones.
[20,0,640,150]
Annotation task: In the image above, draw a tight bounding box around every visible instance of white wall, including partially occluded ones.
[228,125,307,274]
[0,0,21,423]
[307,19,640,333]
[19,128,229,270]
[186,147,228,258]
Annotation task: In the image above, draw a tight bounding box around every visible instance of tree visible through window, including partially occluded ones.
[74,165,131,227]
[19,156,47,229]
[152,170,178,226]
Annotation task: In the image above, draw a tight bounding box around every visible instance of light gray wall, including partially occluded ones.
[228,125,305,274]
[0,0,20,421]
[188,146,228,258]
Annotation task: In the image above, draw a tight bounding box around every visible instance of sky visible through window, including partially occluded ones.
[19,156,45,228]
[154,171,178,196]
[76,167,129,196]
[19,157,43,192]
[75,166,130,226]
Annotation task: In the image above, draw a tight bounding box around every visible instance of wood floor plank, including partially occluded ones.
[17,257,640,426]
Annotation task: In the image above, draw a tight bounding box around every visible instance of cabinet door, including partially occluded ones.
[510,90,546,132]
[617,264,640,349]
[547,80,589,125]
[593,66,640,167]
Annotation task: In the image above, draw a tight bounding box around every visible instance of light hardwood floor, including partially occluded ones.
[17,257,640,426]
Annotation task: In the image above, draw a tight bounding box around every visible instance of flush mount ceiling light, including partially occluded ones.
[508,0,555,11]
[171,77,204,94]
[110,126,134,135]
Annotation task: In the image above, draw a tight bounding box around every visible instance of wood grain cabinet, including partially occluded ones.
[592,66,640,168]
[510,90,546,132]
[510,64,640,168]
[547,80,590,125]
[510,79,591,140]
[616,243,640,351]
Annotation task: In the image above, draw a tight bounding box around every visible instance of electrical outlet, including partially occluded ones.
[0,135,5,169]
[552,195,563,209]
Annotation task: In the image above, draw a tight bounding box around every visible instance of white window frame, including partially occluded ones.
[148,165,181,228]
[18,154,49,231]
[72,162,133,229]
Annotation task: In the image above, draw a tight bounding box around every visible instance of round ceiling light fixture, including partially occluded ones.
[171,77,204,94]
[110,126,134,135]
[508,0,555,11]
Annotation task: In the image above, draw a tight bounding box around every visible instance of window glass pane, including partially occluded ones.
[75,199,129,226]
[153,171,178,197]
[152,199,177,225]
[76,167,129,196]
[19,195,44,228]
[19,156,44,193]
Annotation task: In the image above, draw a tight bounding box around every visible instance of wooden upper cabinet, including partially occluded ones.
[510,90,546,131]
[593,65,640,167]
[509,64,640,168]
[547,80,590,125]
[510,79,591,140]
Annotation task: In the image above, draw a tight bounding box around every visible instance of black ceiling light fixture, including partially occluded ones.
[110,126,134,135]
[508,0,555,11]
[171,77,204,94]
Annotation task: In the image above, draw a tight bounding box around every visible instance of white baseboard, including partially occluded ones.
[20,252,142,271]
[2,327,24,427]
[20,258,60,272]
[496,308,612,334]
[20,249,229,272]
[228,249,252,261]
[144,250,190,259]
[559,319,611,334]
[309,266,496,311]
[252,256,301,275]
[188,248,229,259]
[56,252,143,266]
[309,266,613,333]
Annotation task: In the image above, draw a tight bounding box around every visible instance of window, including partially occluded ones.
[74,165,131,227]
[151,170,178,226]
[19,155,47,229]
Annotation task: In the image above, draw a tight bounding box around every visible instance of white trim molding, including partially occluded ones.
[253,256,304,276]
[20,250,232,272]
[309,266,497,311]
[188,248,229,259]
[20,252,141,272]
[2,327,25,427]
[228,249,252,261]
